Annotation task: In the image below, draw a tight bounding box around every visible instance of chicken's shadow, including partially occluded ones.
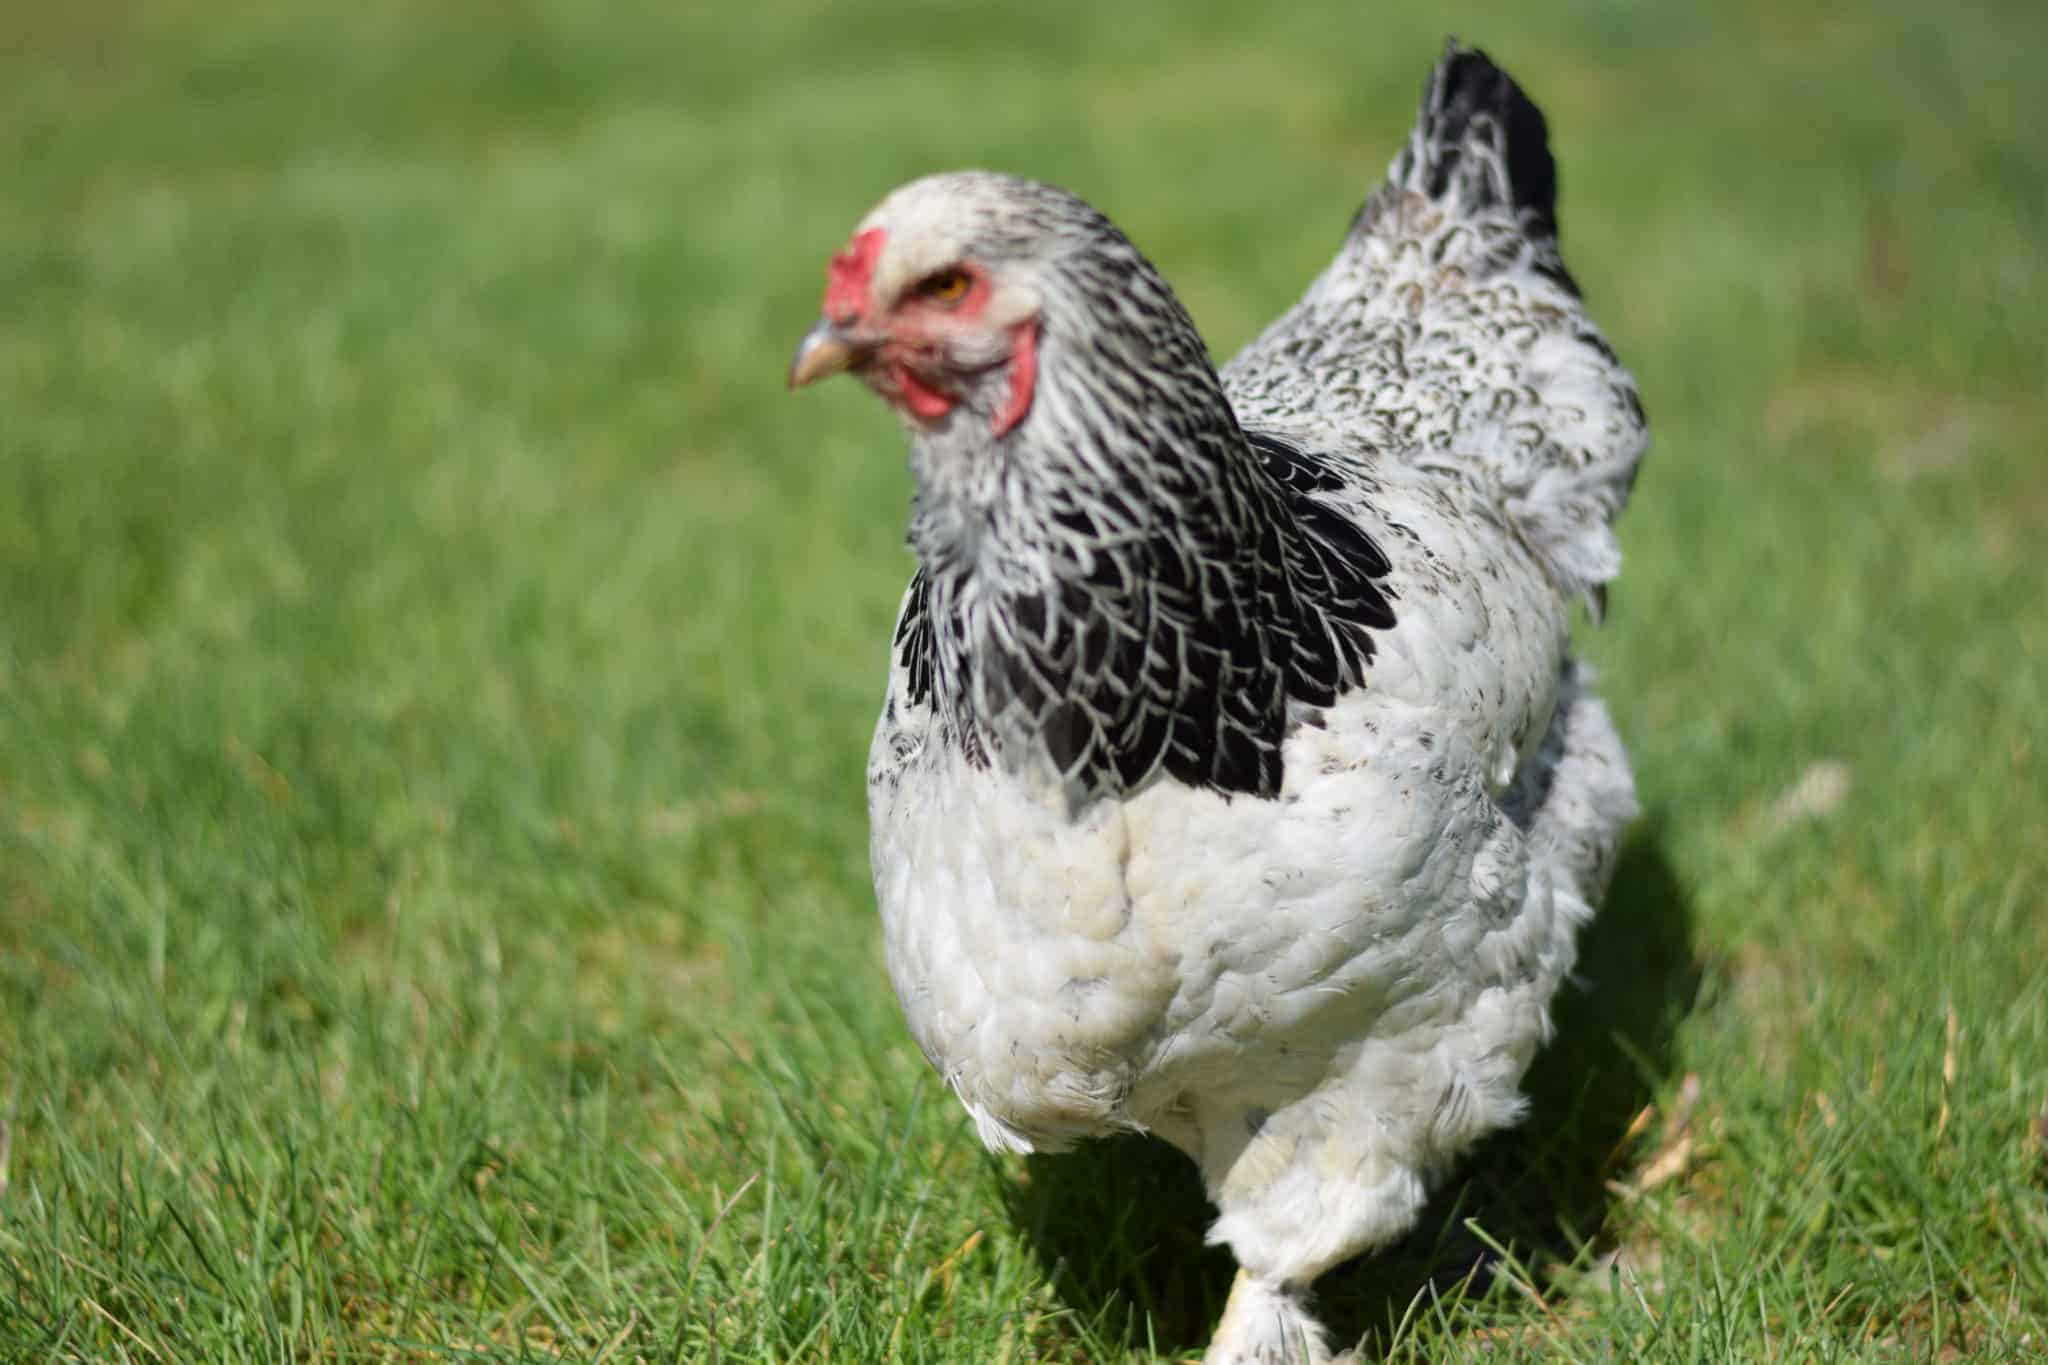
[1001,823,1699,1357]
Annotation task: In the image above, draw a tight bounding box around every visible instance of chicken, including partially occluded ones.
[789,43,1646,1364]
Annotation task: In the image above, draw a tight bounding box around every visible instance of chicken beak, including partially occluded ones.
[787,319,870,390]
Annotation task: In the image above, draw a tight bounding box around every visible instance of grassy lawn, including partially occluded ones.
[3,0,2045,1358]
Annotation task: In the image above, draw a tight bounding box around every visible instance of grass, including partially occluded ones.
[2,0,2045,1358]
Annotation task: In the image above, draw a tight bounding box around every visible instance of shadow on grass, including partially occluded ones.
[1002,822,1699,1357]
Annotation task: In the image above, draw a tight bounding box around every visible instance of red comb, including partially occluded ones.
[825,228,886,322]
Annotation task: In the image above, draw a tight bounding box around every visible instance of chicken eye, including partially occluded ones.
[919,269,973,305]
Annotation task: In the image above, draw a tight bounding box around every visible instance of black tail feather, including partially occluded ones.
[1423,43,1559,237]
[1381,40,1575,293]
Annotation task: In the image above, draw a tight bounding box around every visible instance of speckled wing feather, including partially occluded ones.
[1225,43,1648,609]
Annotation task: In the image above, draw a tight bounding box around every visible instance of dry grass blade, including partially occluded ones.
[1611,1073,1702,1198]
[80,1295,165,1363]
[1936,1003,1959,1142]
[592,1309,639,1365]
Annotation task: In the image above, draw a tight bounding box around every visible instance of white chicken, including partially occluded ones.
[790,42,1646,1363]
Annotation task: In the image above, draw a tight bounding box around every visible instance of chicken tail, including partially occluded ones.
[1223,42,1649,614]
[1371,42,1648,615]
[1378,42,1576,294]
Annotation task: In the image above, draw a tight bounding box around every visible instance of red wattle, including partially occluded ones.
[993,319,1038,438]
[894,364,955,421]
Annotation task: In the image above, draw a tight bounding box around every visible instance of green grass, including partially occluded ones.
[3,0,2045,1359]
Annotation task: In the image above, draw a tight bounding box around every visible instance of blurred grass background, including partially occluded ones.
[2,0,2044,1359]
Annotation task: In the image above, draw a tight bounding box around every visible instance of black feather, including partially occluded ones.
[893,430,1397,800]
[1389,41,1579,297]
